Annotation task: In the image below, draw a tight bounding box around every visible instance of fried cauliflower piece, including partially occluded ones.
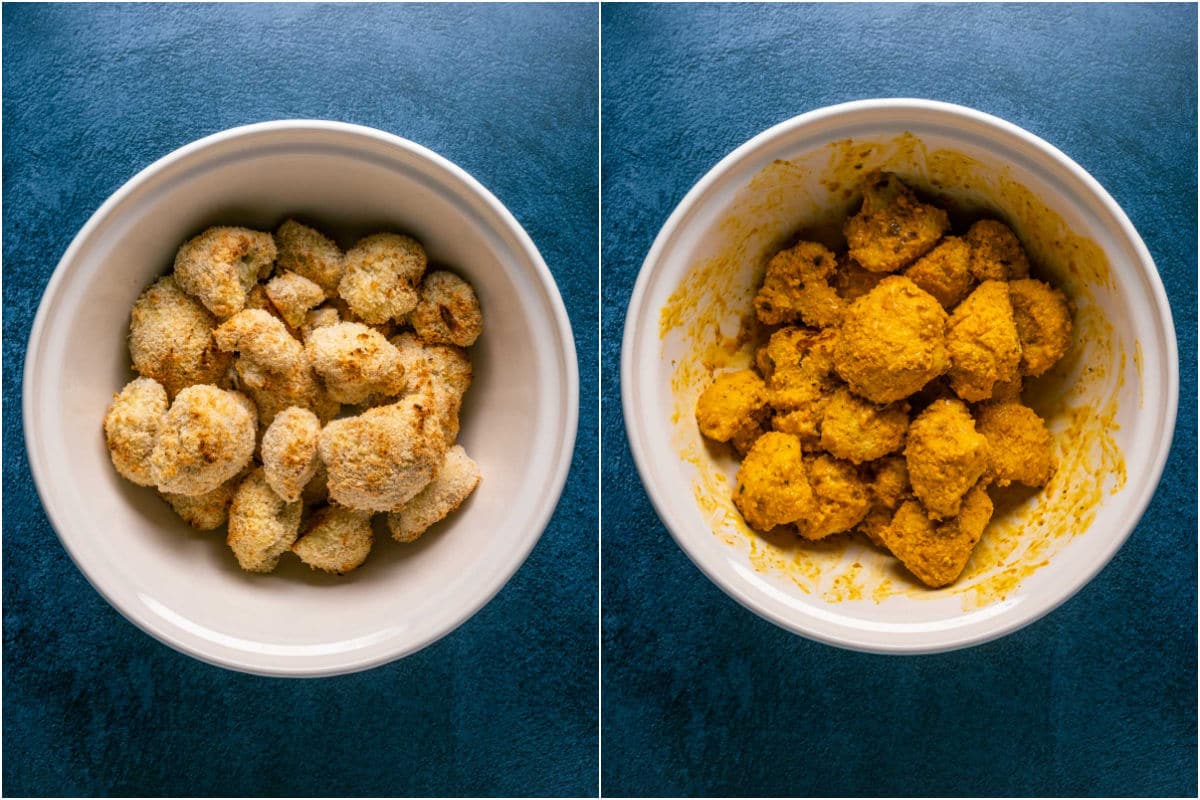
[904,398,989,520]
[260,407,321,502]
[161,472,243,530]
[410,270,483,347]
[1008,278,1072,377]
[226,468,302,572]
[150,385,257,496]
[753,240,845,328]
[274,219,344,298]
[213,309,337,425]
[965,219,1030,281]
[318,394,446,512]
[795,454,871,540]
[730,422,768,457]
[388,445,482,542]
[103,377,168,486]
[879,485,993,588]
[763,328,839,449]
[128,276,231,398]
[819,387,909,464]
[856,457,911,548]
[173,226,276,319]
[300,306,340,341]
[844,173,949,273]
[834,276,949,404]
[976,400,1055,488]
[338,233,427,324]
[291,506,374,574]
[390,332,473,447]
[305,322,406,405]
[945,281,1022,402]
[695,370,770,444]
[903,236,974,310]
[733,432,814,531]
[264,271,325,329]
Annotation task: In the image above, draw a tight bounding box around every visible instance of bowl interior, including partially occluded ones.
[25,124,577,674]
[626,104,1175,652]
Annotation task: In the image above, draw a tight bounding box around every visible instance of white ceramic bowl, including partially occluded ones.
[24,120,578,676]
[623,99,1177,653]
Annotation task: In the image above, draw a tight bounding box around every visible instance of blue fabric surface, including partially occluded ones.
[601,4,1196,797]
[3,4,597,796]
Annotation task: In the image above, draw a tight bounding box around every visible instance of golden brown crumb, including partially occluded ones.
[129,277,231,398]
[150,385,257,496]
[410,270,483,347]
[291,505,373,573]
[795,454,871,540]
[274,219,344,298]
[260,407,322,502]
[265,271,325,329]
[300,306,341,341]
[161,471,244,530]
[753,240,845,327]
[1008,278,1072,377]
[904,398,988,520]
[305,322,406,405]
[338,233,426,324]
[733,432,813,531]
[390,332,472,447]
[976,400,1055,488]
[878,485,992,587]
[388,445,482,542]
[945,280,1022,402]
[965,219,1030,281]
[844,172,949,273]
[695,370,769,444]
[173,226,276,319]
[227,468,302,572]
[903,236,974,310]
[819,387,908,465]
[103,377,168,486]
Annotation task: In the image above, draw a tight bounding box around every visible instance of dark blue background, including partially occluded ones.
[601,4,1196,797]
[3,4,597,797]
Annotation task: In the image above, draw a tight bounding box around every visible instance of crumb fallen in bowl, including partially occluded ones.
[102,219,484,575]
[694,172,1072,588]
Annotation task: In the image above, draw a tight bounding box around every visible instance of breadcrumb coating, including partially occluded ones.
[305,322,406,405]
[300,306,340,341]
[795,454,871,540]
[292,506,373,573]
[261,407,322,502]
[318,394,446,512]
[834,276,949,404]
[1008,278,1072,377]
[695,370,769,444]
[103,377,168,486]
[819,387,908,465]
[844,172,949,273]
[965,219,1030,281]
[173,226,276,318]
[227,468,302,572]
[878,485,992,588]
[945,281,1022,402]
[390,332,472,446]
[410,270,483,347]
[763,328,839,450]
[976,400,1055,488]
[753,240,844,327]
[161,471,243,530]
[274,219,344,298]
[904,399,988,520]
[150,385,257,496]
[903,236,974,310]
[733,432,813,531]
[265,271,325,329]
[338,233,427,324]
[129,276,231,398]
[388,445,481,542]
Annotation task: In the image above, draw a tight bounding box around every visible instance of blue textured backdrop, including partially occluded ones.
[601,4,1196,797]
[3,4,597,796]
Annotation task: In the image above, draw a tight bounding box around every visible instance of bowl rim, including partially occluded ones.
[23,119,580,676]
[621,97,1179,654]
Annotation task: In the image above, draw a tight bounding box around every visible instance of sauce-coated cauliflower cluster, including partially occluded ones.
[104,220,483,575]
[696,173,1072,588]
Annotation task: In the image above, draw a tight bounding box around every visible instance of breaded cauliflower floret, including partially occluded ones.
[300,306,340,341]
[763,328,839,449]
[733,432,813,531]
[265,271,325,329]
[129,277,231,398]
[305,322,406,405]
[390,332,472,446]
[856,456,912,549]
[226,468,302,572]
[878,485,993,588]
[819,387,909,465]
[904,399,988,520]
[173,226,276,319]
[213,309,337,425]
[753,240,844,328]
[965,219,1030,281]
[834,276,949,404]
[795,454,871,540]
[695,370,769,444]
[260,407,321,502]
[274,219,344,298]
[945,281,1022,402]
[410,270,483,347]
[150,385,257,496]
[903,236,974,310]
[843,173,949,273]
[338,233,427,324]
[161,472,243,530]
[388,445,482,542]
[318,394,446,512]
[103,377,168,486]
[1008,279,1072,377]
[976,400,1055,488]
[291,506,374,574]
